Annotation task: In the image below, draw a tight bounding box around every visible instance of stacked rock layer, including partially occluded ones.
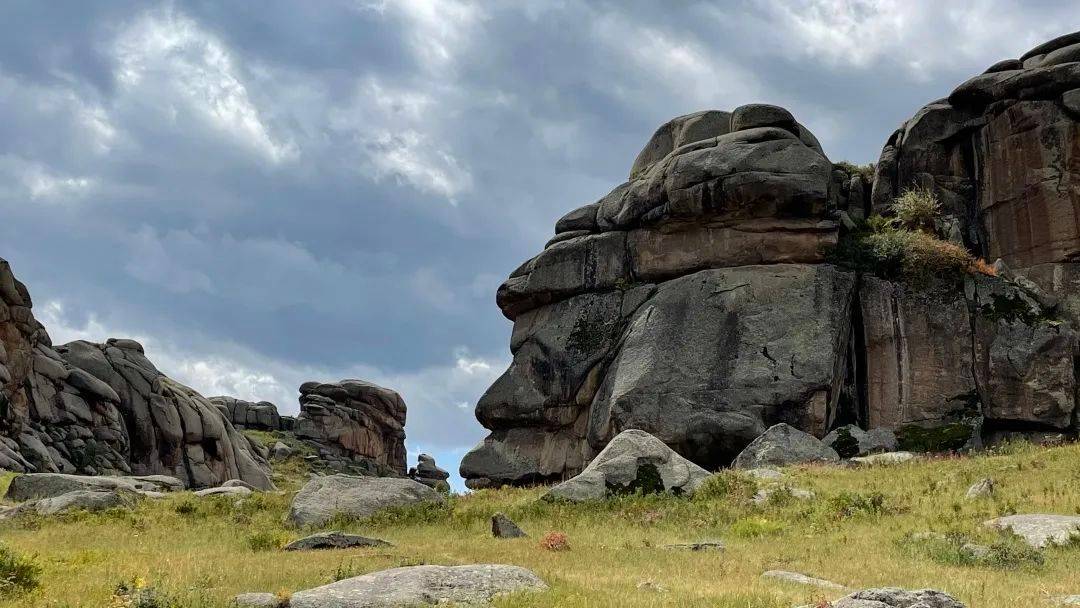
[0,259,273,489]
[463,87,1080,488]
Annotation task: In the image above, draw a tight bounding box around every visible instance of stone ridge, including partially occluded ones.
[0,258,273,489]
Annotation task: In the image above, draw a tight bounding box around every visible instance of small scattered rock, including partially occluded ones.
[849,451,916,466]
[662,541,725,552]
[287,564,548,608]
[985,514,1080,548]
[762,570,845,590]
[636,580,668,593]
[732,423,840,469]
[283,531,392,551]
[826,588,965,608]
[909,532,990,560]
[743,468,784,480]
[492,512,527,538]
[194,486,252,498]
[966,477,994,499]
[231,592,284,607]
[751,486,815,506]
[270,442,293,461]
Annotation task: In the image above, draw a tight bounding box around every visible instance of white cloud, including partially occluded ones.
[112,6,298,164]
[367,130,473,201]
[357,0,484,73]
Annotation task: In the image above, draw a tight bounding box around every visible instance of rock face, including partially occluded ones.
[4,472,182,501]
[210,397,282,432]
[542,429,710,502]
[0,259,274,490]
[286,474,443,527]
[288,564,548,608]
[294,380,407,476]
[464,76,1080,488]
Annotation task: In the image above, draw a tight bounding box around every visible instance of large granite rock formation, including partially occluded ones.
[210,396,288,432]
[464,72,1080,488]
[293,380,407,476]
[0,258,273,489]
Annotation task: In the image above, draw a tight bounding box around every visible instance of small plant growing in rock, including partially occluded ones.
[892,187,941,232]
[539,531,570,551]
[0,543,42,596]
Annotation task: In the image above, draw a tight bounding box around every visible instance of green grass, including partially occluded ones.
[2,444,1080,607]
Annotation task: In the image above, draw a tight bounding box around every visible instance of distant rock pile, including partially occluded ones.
[463,42,1080,489]
[409,453,450,492]
[210,396,292,432]
[0,258,273,489]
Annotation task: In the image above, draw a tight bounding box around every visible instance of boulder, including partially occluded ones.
[283,531,392,551]
[210,396,282,431]
[294,380,407,476]
[761,570,844,590]
[965,478,994,499]
[408,453,450,493]
[825,588,965,608]
[542,429,710,502]
[823,425,897,457]
[193,485,252,497]
[985,514,1080,548]
[849,452,916,466]
[732,424,839,469]
[286,474,444,527]
[491,512,527,539]
[287,564,548,608]
[270,442,293,461]
[4,473,181,501]
[29,489,136,516]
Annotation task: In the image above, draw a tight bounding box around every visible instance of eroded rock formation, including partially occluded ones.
[0,258,273,489]
[464,71,1080,488]
[293,379,407,476]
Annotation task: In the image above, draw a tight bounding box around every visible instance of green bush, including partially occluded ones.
[892,187,941,232]
[897,532,1043,570]
[729,516,785,538]
[834,160,876,183]
[0,543,42,595]
[826,491,895,519]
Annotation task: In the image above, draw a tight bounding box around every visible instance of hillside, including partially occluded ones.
[2,440,1079,607]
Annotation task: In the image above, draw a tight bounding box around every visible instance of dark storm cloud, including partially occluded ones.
[2,1,1079,488]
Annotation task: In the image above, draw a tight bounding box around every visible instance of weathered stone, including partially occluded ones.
[966,478,994,499]
[662,541,725,551]
[828,588,966,608]
[751,486,815,505]
[985,514,1080,548]
[5,473,181,501]
[288,564,548,608]
[823,425,898,456]
[287,474,443,527]
[732,423,839,469]
[28,489,136,516]
[849,451,916,466]
[283,531,392,551]
[194,485,252,497]
[542,429,710,502]
[762,570,844,590]
[231,593,285,608]
[731,104,799,134]
[211,396,282,431]
[294,380,407,476]
[491,512,527,539]
[629,110,732,179]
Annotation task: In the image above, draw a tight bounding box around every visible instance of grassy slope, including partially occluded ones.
[1,443,1079,607]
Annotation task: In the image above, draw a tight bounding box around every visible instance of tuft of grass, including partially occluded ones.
[246,530,291,552]
[0,543,41,596]
[694,471,758,503]
[729,517,785,538]
[892,187,941,232]
[897,532,1044,570]
[0,472,16,499]
[824,491,897,520]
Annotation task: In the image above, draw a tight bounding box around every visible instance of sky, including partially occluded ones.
[2,0,1078,490]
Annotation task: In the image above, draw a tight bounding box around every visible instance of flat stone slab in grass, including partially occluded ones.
[288,564,548,607]
[1057,596,1080,606]
[985,514,1080,548]
[194,486,253,498]
[662,541,725,552]
[743,468,784,480]
[2,489,136,519]
[4,473,183,501]
[825,588,965,608]
[849,451,916,466]
[762,570,844,590]
[287,474,444,527]
[283,532,392,551]
[752,486,815,505]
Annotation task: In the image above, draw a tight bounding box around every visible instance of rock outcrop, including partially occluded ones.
[286,474,443,527]
[210,397,284,432]
[409,453,450,492]
[0,258,273,489]
[465,42,1080,489]
[294,380,407,476]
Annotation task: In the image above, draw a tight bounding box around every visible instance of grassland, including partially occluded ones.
[1,441,1079,607]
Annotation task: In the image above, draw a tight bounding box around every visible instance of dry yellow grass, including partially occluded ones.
[2,441,1079,607]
